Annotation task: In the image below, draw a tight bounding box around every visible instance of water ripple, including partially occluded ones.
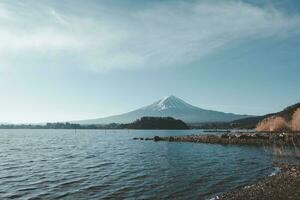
[0,129,294,199]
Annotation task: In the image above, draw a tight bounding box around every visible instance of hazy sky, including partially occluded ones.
[1,0,300,123]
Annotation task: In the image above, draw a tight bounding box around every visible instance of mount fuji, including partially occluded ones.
[75,95,250,124]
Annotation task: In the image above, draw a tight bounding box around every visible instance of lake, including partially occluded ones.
[0,129,286,199]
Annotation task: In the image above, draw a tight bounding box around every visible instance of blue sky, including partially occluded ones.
[0,0,300,123]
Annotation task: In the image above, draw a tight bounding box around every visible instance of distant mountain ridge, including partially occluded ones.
[75,95,250,124]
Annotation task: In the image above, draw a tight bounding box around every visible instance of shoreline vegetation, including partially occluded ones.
[0,117,189,130]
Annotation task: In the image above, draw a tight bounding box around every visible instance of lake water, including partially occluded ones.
[0,129,287,199]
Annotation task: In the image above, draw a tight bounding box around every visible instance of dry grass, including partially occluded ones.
[256,108,300,132]
[256,116,289,132]
[291,108,300,131]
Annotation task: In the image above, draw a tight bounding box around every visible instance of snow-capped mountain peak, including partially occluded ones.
[75,95,250,124]
[153,95,194,111]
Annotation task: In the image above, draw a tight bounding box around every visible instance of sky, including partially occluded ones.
[0,0,300,123]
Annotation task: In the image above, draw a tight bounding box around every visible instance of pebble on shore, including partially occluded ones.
[220,164,300,200]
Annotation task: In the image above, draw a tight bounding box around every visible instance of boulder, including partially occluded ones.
[153,136,161,142]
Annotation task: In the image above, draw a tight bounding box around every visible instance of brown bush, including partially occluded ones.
[291,108,300,131]
[256,116,289,132]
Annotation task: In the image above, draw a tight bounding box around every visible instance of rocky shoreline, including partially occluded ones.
[219,164,300,200]
[134,132,300,147]
[134,132,300,199]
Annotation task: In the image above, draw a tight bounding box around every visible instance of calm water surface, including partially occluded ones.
[0,129,284,199]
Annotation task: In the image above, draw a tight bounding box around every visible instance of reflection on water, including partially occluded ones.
[0,129,288,199]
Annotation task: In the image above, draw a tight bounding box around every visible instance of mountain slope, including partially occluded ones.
[75,95,250,124]
[231,102,300,129]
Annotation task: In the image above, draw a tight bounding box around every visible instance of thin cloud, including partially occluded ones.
[0,1,300,72]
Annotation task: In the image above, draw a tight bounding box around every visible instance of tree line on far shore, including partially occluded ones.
[0,117,189,130]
